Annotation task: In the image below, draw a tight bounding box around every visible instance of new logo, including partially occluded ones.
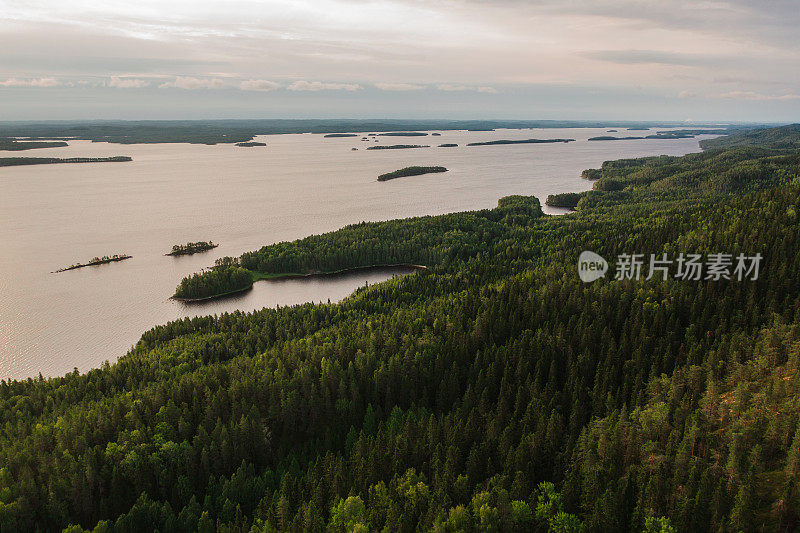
[578,251,608,282]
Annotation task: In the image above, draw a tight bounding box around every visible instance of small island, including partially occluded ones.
[166,241,218,256]
[588,136,645,141]
[431,133,441,136]
[467,138,574,146]
[0,156,132,167]
[377,132,428,137]
[54,254,132,273]
[439,143,458,147]
[324,133,359,138]
[644,133,694,139]
[366,144,430,150]
[588,133,695,141]
[606,129,618,132]
[234,141,266,147]
[377,166,448,182]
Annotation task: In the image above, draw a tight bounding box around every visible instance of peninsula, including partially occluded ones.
[545,192,582,209]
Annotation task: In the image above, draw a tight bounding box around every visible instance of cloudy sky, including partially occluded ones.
[1,0,799,121]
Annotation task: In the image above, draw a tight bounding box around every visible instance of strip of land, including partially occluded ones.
[53,254,132,273]
[467,138,574,146]
[0,156,132,167]
[366,144,430,150]
[377,166,448,182]
[166,242,218,256]
[377,132,428,137]
[0,139,69,151]
[235,141,266,147]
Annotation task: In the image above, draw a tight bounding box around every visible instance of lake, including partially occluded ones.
[0,127,717,380]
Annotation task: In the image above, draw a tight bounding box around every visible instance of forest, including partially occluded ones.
[1,125,800,532]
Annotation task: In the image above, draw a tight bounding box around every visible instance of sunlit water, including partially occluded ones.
[0,127,717,380]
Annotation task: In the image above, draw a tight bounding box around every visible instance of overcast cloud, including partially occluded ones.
[0,0,798,120]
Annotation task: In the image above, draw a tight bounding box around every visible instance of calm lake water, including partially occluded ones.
[0,128,717,380]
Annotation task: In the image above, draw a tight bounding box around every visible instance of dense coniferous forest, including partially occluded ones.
[2,125,800,532]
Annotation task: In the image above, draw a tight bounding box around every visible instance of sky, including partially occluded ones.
[1,0,799,122]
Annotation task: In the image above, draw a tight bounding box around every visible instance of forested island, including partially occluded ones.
[53,254,132,273]
[323,133,359,138]
[439,143,458,147]
[234,141,266,147]
[0,156,132,167]
[166,241,218,256]
[377,166,448,182]
[365,144,429,150]
[3,125,800,532]
[0,138,68,151]
[466,138,574,146]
